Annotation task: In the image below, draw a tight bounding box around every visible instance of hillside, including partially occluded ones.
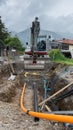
[11,29,73,47]
[16,29,63,47]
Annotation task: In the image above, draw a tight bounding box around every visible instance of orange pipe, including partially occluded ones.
[20,83,73,124]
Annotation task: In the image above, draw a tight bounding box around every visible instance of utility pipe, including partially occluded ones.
[33,82,39,121]
[20,83,73,124]
[38,81,73,106]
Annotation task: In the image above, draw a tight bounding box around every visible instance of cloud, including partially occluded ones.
[40,14,73,33]
[26,0,60,18]
[0,0,8,5]
[0,0,73,33]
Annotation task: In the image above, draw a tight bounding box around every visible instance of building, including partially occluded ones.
[47,40,61,50]
[58,39,73,50]
[58,39,73,58]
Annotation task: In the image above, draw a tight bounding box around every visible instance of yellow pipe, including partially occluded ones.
[20,83,73,124]
[24,72,40,77]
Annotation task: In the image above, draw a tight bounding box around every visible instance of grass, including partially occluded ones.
[49,49,73,65]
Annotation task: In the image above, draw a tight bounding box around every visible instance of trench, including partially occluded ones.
[0,62,73,111]
[37,63,73,112]
[0,62,73,129]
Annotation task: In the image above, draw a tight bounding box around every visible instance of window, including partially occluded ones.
[62,43,69,50]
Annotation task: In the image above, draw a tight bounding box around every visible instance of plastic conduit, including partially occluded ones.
[20,83,73,124]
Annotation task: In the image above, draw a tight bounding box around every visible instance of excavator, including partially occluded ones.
[25,17,48,58]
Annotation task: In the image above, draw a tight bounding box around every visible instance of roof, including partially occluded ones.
[58,39,73,45]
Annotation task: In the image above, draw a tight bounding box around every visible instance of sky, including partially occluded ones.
[0,0,73,33]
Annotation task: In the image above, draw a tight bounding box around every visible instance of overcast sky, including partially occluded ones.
[0,0,73,33]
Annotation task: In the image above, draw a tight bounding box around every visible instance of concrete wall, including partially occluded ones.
[69,45,73,50]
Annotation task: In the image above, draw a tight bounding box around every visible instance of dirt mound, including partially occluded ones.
[0,76,21,102]
[0,64,10,78]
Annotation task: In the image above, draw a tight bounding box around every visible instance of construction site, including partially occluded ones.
[0,17,73,130]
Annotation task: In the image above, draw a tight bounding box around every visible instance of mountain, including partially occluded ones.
[11,29,73,47]
[16,28,31,47]
[16,29,63,47]
[58,32,73,40]
[10,31,17,37]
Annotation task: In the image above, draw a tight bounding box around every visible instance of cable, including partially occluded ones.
[52,90,73,102]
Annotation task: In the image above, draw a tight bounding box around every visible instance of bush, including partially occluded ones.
[49,49,66,61]
[49,49,73,65]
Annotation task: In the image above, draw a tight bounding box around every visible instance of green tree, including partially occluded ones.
[5,36,25,52]
[0,16,9,42]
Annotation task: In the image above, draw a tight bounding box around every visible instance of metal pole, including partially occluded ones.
[44,79,47,99]
[33,82,39,122]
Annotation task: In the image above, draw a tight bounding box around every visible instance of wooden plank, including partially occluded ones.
[45,105,51,112]
[39,81,73,106]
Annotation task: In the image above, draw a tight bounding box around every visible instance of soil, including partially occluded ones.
[0,62,73,130]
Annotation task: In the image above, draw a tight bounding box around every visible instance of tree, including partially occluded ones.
[0,16,9,42]
[5,36,25,52]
